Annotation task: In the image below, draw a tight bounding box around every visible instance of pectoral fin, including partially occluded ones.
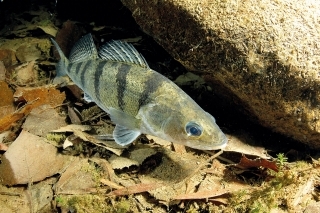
[113,124,141,146]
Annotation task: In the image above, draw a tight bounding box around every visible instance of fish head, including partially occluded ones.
[139,103,228,150]
[160,110,228,150]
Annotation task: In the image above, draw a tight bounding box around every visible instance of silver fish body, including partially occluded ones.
[51,34,227,150]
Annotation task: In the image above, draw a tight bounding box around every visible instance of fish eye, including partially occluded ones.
[185,122,203,136]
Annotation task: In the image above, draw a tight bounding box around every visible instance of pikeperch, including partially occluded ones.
[51,34,227,150]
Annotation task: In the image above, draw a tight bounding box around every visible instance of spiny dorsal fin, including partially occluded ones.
[98,40,149,68]
[69,34,98,63]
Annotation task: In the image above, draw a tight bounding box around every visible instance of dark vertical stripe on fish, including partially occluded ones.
[138,72,164,108]
[116,64,131,111]
[94,61,107,102]
[67,63,73,73]
[74,62,83,75]
[80,60,92,87]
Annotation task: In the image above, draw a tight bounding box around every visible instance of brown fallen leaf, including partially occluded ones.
[14,85,65,108]
[130,146,158,165]
[0,86,66,133]
[0,81,15,131]
[0,130,72,185]
[55,158,98,195]
[89,158,117,182]
[0,105,15,119]
[0,49,17,67]
[54,125,126,155]
[22,104,67,137]
[139,148,207,203]
[0,100,38,133]
[0,61,5,81]
[0,177,55,213]
[146,135,172,148]
[15,61,37,84]
[0,81,14,108]
[100,178,124,190]
[237,155,278,172]
[108,183,164,196]
[0,143,8,151]
[67,106,82,124]
[108,155,139,169]
[173,188,231,200]
[224,134,270,159]
[52,124,92,132]
[173,143,186,154]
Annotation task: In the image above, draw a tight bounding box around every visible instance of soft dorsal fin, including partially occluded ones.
[98,40,149,68]
[69,34,98,63]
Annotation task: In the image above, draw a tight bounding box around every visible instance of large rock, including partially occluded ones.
[121,0,320,148]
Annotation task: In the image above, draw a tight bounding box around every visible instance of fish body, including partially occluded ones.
[51,34,227,150]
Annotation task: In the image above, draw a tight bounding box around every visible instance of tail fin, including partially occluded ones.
[50,38,69,77]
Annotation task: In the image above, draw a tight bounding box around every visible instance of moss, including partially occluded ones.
[228,168,297,212]
[46,132,66,144]
[80,162,103,187]
[114,199,131,213]
[55,195,136,213]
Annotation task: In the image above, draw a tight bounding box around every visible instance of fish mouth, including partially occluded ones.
[187,134,228,150]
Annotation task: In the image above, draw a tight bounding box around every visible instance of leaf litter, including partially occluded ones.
[0,5,319,213]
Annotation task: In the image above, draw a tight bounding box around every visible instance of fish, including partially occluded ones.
[51,34,227,150]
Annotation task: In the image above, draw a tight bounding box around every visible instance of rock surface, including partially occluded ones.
[121,0,320,148]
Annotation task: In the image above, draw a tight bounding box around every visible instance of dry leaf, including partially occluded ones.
[14,85,66,108]
[0,143,8,151]
[0,61,5,81]
[37,25,58,37]
[15,61,37,84]
[0,101,36,133]
[146,135,172,147]
[237,155,278,172]
[0,105,15,119]
[67,106,82,124]
[52,124,92,132]
[100,178,123,190]
[15,43,42,62]
[62,137,74,149]
[173,188,231,200]
[89,158,117,182]
[139,148,206,203]
[22,104,67,137]
[0,81,14,108]
[108,155,139,169]
[53,125,125,155]
[0,49,17,67]
[292,178,314,207]
[224,134,270,159]
[108,183,163,196]
[173,144,186,153]
[0,130,72,185]
[130,147,158,165]
[55,158,97,195]
[0,178,55,213]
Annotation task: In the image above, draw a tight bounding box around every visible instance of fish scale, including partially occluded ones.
[51,34,228,150]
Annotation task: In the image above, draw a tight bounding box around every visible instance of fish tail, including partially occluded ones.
[50,38,69,77]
